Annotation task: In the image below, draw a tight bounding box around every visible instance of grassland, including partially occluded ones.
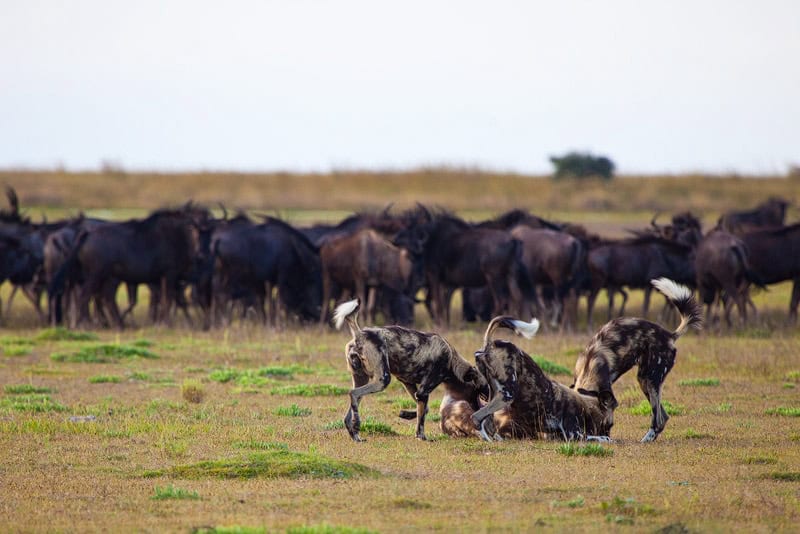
[0,173,799,532]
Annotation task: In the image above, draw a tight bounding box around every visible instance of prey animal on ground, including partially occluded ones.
[571,277,703,442]
[471,316,616,442]
[334,299,487,442]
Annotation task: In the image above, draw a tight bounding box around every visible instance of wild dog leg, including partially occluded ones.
[471,393,510,442]
[639,376,669,443]
[400,381,430,441]
[344,366,391,442]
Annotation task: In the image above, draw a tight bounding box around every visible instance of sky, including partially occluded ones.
[1,1,799,175]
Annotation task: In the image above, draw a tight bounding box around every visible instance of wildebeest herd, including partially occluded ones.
[0,188,795,331]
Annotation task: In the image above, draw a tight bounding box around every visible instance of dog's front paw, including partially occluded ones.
[478,419,495,442]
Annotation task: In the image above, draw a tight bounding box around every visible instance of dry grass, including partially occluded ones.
[2,170,799,224]
[1,314,799,532]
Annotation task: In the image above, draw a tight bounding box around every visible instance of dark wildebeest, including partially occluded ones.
[395,208,527,325]
[470,316,615,442]
[572,278,703,442]
[211,215,321,325]
[694,229,761,326]
[49,205,210,328]
[320,228,414,326]
[718,197,790,234]
[738,222,800,322]
[334,299,487,442]
[586,235,695,331]
[510,225,585,330]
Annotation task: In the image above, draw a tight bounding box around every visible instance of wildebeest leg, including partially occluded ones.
[119,283,138,325]
[606,287,615,320]
[366,286,377,324]
[586,288,599,331]
[101,279,126,329]
[344,365,391,442]
[641,287,652,319]
[617,288,629,317]
[638,375,669,443]
[265,282,276,327]
[789,277,800,323]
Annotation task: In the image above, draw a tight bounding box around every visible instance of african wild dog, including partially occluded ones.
[571,277,703,442]
[471,316,616,442]
[334,299,486,442]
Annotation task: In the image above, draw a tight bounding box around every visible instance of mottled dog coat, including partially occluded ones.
[471,316,615,441]
[571,277,703,442]
[334,299,486,442]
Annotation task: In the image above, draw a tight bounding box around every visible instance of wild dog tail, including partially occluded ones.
[333,298,361,336]
[483,315,540,347]
[651,277,703,338]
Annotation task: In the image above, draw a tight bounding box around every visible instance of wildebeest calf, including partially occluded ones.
[471,316,616,441]
[334,299,486,442]
[571,277,703,442]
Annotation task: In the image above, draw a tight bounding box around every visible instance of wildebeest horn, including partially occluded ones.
[6,186,19,215]
[218,202,228,220]
[650,212,662,229]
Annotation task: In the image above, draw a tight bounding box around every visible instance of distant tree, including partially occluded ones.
[549,151,615,180]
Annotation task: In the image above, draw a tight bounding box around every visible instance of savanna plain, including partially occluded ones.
[0,171,799,533]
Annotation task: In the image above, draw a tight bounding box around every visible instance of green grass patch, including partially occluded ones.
[0,394,68,413]
[4,384,53,394]
[531,355,571,375]
[88,375,122,384]
[287,525,376,534]
[151,484,200,500]
[556,443,612,457]
[715,403,732,413]
[600,496,655,524]
[274,404,312,417]
[35,327,98,342]
[551,496,585,508]
[0,336,35,346]
[786,370,800,382]
[232,440,289,451]
[270,384,348,397]
[678,378,720,387]
[2,346,32,356]
[391,497,432,510]
[768,472,800,482]
[628,400,684,416]
[143,450,378,480]
[783,383,796,389]
[765,406,800,417]
[323,417,397,436]
[51,344,158,363]
[132,339,154,348]
[743,455,778,465]
[683,428,711,439]
[181,379,205,403]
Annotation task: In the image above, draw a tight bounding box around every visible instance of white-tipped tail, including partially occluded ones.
[333,299,360,330]
[651,277,703,337]
[509,318,540,339]
[651,277,692,303]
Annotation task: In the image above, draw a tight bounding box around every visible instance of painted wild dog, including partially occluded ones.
[333,299,486,442]
[471,316,616,441]
[571,277,703,442]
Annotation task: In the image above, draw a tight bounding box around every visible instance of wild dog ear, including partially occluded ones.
[599,389,618,410]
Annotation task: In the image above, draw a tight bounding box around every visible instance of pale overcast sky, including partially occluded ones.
[1,1,798,174]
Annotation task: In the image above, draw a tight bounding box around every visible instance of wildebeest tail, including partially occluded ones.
[48,230,88,325]
[732,243,767,290]
[511,239,535,301]
[333,298,361,335]
[651,277,703,338]
[483,315,540,347]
